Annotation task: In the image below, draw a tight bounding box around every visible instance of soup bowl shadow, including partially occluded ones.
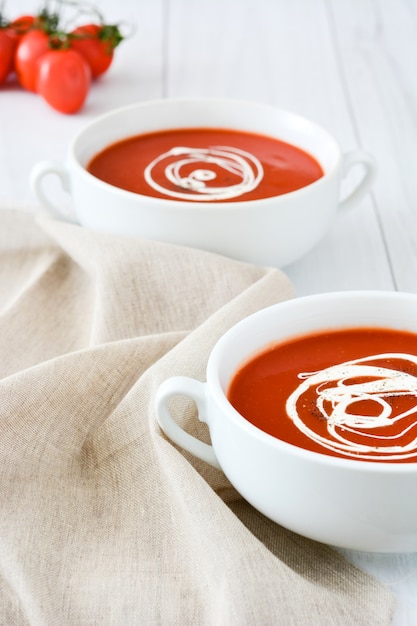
[155,291,417,553]
[31,98,376,268]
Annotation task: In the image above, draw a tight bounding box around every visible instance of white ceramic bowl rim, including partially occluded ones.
[207,290,417,473]
[69,97,342,211]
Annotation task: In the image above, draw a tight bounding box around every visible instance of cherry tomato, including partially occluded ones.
[37,48,91,114]
[70,23,122,78]
[0,13,34,83]
[0,28,16,84]
[15,29,50,91]
[4,15,36,74]
[10,15,35,37]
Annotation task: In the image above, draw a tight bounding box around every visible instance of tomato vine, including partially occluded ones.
[0,0,127,113]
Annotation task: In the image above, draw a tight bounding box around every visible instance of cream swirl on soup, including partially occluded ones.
[227,328,417,463]
[286,353,417,461]
[143,145,263,201]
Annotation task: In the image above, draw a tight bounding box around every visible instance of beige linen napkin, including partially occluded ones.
[0,209,394,625]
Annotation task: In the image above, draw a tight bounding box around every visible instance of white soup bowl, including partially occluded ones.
[31,98,376,267]
[155,291,417,552]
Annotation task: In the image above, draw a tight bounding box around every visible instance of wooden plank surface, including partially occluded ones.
[149,0,400,294]
[328,0,417,293]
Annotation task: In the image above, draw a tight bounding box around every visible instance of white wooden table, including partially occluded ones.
[1,1,416,623]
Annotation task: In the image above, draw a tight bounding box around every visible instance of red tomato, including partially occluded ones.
[37,49,91,114]
[0,28,15,84]
[10,15,35,37]
[15,29,50,91]
[5,15,36,73]
[70,23,122,78]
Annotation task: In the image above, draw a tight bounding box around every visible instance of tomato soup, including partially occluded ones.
[87,127,324,202]
[227,327,417,463]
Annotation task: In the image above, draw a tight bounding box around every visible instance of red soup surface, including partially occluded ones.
[227,327,417,463]
[87,127,324,202]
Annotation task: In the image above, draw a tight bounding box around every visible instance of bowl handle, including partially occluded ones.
[30,161,78,223]
[154,376,221,469]
[339,150,377,211]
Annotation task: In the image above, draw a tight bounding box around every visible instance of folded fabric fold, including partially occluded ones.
[0,210,395,625]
